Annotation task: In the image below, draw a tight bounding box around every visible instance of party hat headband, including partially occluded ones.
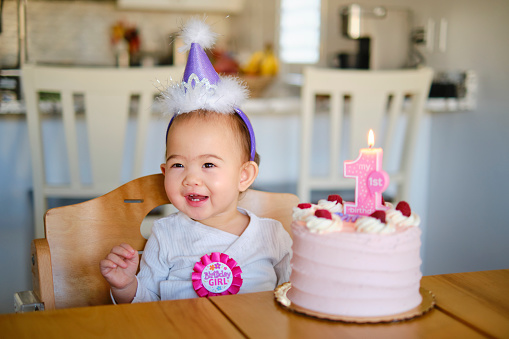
[162,17,256,161]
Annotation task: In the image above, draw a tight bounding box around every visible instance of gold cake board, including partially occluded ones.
[274,282,435,323]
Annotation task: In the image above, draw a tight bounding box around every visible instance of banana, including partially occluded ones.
[260,53,278,76]
[242,44,279,76]
[242,51,264,75]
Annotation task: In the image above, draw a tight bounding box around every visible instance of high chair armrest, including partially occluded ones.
[30,238,55,310]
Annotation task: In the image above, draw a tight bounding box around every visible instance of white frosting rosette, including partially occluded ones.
[317,199,343,214]
[292,203,318,221]
[385,201,421,228]
[386,209,421,227]
[317,194,344,214]
[355,214,395,234]
[304,210,343,233]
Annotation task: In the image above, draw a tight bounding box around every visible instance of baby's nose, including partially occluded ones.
[183,170,202,186]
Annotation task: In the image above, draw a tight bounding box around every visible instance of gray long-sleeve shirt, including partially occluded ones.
[132,208,292,302]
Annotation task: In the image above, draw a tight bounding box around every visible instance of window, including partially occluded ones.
[279,0,321,64]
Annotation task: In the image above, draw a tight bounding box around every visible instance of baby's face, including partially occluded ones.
[161,115,247,227]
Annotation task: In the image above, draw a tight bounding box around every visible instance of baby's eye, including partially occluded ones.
[171,163,184,168]
[203,163,215,168]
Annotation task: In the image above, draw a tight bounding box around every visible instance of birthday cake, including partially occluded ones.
[286,195,422,318]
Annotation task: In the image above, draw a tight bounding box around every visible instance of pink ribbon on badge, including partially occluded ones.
[192,252,243,297]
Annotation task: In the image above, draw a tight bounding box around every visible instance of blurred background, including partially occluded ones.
[1,0,508,314]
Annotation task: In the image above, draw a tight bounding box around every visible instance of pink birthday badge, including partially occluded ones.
[192,252,243,297]
[344,129,389,216]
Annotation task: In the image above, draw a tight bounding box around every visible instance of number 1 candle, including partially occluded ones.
[343,129,389,216]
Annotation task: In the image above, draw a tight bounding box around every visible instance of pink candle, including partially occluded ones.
[343,130,389,216]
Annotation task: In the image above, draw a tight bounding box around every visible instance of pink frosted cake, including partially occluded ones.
[287,195,422,318]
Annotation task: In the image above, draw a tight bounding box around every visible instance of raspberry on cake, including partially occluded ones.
[396,201,411,217]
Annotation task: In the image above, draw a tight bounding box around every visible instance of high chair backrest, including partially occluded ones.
[298,67,434,203]
[22,64,185,239]
[31,174,299,310]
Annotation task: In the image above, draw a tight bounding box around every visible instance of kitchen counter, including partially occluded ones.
[0,96,302,116]
[0,96,472,116]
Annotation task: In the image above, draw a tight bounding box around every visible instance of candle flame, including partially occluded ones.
[368,129,375,148]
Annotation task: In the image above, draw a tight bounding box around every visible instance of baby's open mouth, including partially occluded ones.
[187,194,208,202]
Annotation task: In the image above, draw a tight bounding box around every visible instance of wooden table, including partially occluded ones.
[1,270,507,338]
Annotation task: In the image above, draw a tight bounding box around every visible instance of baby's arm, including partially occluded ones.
[274,250,292,285]
[99,243,139,303]
[273,224,293,285]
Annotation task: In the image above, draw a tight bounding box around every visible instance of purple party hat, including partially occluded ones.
[161,17,256,161]
[183,42,220,87]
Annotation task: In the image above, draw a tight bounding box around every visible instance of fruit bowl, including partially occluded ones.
[240,75,275,98]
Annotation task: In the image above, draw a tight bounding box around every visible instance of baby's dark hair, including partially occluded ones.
[167,110,260,166]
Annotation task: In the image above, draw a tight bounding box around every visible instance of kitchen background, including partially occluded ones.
[1,0,508,314]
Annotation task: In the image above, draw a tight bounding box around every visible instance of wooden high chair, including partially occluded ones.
[22,174,299,311]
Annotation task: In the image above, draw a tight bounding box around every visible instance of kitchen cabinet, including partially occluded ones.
[117,0,245,13]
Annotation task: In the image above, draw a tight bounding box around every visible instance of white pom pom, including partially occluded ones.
[179,17,218,52]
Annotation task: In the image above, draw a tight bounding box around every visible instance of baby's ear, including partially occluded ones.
[239,161,259,192]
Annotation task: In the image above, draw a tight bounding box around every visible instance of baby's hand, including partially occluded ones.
[100,243,139,290]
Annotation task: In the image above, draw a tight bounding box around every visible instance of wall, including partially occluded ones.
[0,0,279,69]
[0,116,33,314]
[416,0,509,274]
[231,0,278,63]
[0,0,234,68]
[326,0,509,275]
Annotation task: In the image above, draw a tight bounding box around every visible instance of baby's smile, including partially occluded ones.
[186,194,208,203]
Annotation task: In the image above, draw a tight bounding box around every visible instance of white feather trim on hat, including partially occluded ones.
[179,17,218,52]
[160,75,248,116]
[160,17,249,116]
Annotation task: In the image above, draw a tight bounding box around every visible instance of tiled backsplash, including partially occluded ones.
[0,0,231,68]
[1,1,19,68]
